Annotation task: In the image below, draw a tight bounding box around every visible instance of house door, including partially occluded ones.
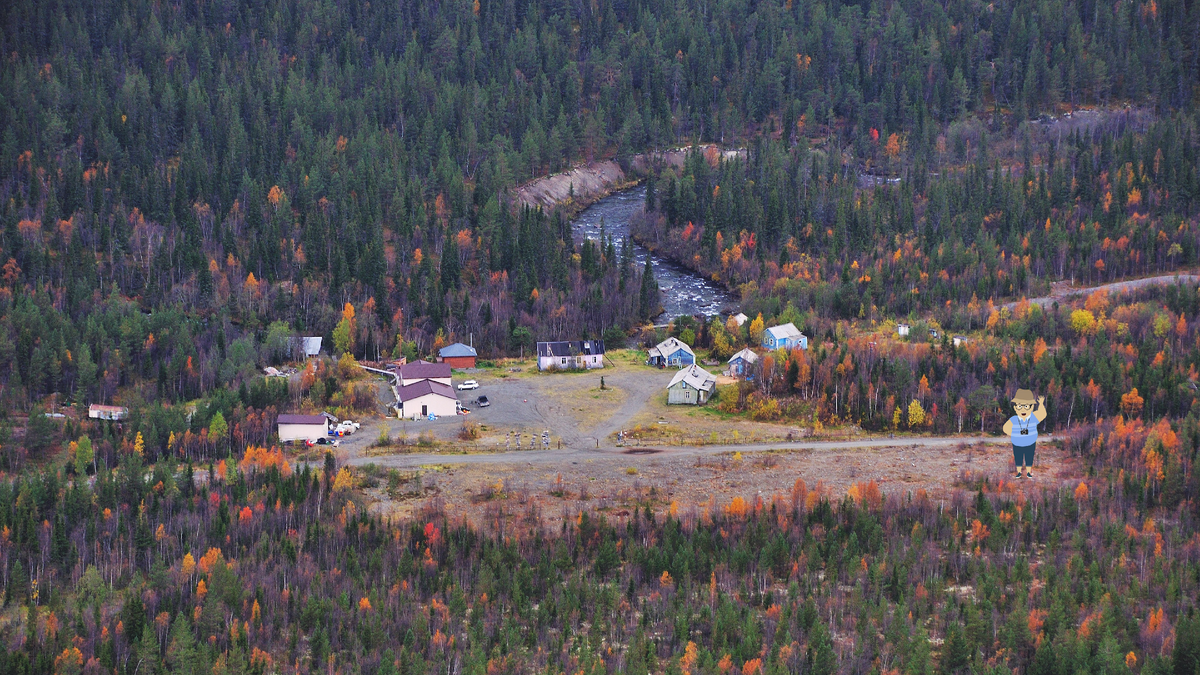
[421,404,428,417]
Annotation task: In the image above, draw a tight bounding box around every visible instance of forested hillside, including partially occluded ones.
[0,436,1198,674]
[635,113,1200,327]
[2,0,1199,411]
[3,0,1200,673]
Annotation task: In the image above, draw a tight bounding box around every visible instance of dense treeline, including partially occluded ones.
[636,113,1200,322]
[2,0,1199,414]
[670,267,1200,462]
[0,426,1197,674]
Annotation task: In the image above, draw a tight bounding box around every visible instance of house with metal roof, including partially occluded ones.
[667,364,717,405]
[398,361,453,386]
[277,414,329,443]
[646,336,695,368]
[762,323,807,351]
[290,337,322,359]
[396,380,459,420]
[88,404,128,421]
[727,348,759,377]
[437,342,478,368]
[536,340,606,371]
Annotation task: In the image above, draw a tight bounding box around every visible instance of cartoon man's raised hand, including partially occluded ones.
[1037,395,1045,408]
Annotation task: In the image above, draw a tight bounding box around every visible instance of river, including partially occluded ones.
[571,185,735,320]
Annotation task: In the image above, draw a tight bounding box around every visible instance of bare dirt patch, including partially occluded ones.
[360,439,1083,525]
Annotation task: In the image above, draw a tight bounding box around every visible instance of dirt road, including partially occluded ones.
[352,435,1076,524]
[344,434,1013,469]
[1004,272,1199,309]
[335,358,1076,523]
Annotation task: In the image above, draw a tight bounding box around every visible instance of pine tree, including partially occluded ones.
[639,257,659,320]
[1176,613,1200,675]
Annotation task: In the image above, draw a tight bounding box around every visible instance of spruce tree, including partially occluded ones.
[639,257,659,320]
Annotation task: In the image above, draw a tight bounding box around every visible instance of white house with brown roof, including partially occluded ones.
[88,404,128,421]
[277,414,329,443]
[396,380,459,419]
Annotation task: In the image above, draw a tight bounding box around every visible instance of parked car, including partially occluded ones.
[458,379,480,390]
[476,395,490,407]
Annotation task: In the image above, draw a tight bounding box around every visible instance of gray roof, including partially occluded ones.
[765,323,803,340]
[537,340,606,358]
[439,342,478,358]
[290,337,322,356]
[668,364,717,392]
[396,380,457,402]
[277,414,327,426]
[651,336,695,357]
[728,348,759,364]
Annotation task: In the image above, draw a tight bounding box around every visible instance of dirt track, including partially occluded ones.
[344,434,1012,469]
[1004,272,1200,309]
[335,357,1080,523]
[355,435,1077,524]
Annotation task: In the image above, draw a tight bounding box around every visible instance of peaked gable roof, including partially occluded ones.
[668,364,717,391]
[537,340,606,358]
[396,380,457,402]
[439,342,478,358]
[290,337,322,356]
[653,336,695,357]
[765,323,802,340]
[399,361,453,380]
[728,348,759,364]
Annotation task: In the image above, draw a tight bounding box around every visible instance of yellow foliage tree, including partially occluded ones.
[907,399,926,428]
[332,302,357,355]
[332,467,355,492]
[749,313,765,343]
[1070,309,1097,335]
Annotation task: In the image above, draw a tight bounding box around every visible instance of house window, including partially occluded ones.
[561,357,567,365]
[686,390,691,401]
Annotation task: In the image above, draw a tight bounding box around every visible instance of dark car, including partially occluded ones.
[476,395,490,407]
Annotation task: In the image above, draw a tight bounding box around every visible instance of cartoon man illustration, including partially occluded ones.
[1002,388,1046,478]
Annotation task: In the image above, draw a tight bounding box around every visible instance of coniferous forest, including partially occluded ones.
[3,0,1200,673]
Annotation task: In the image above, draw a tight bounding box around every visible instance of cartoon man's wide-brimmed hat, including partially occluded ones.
[1011,388,1036,404]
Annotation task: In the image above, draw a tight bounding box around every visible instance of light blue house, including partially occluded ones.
[727,348,759,377]
[762,323,807,351]
[647,337,695,368]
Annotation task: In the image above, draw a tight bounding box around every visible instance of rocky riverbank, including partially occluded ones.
[514,145,744,217]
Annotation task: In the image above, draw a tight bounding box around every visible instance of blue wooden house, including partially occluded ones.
[762,323,807,351]
[727,348,759,377]
[647,337,695,368]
